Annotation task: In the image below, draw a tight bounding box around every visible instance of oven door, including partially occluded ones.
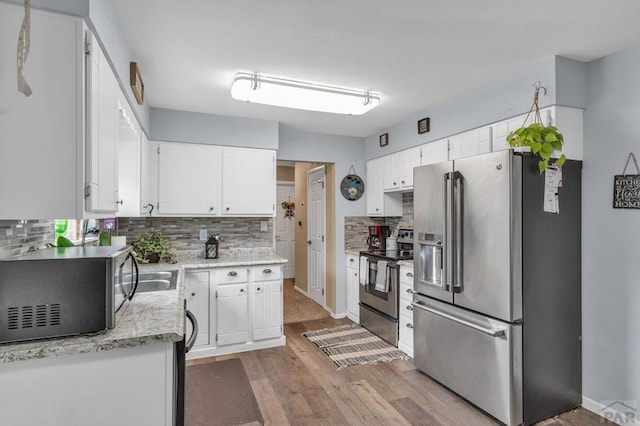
[358,256,398,319]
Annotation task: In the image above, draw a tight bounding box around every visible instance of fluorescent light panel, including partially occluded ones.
[231,73,380,115]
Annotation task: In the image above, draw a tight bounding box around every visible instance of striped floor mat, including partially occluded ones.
[303,324,409,369]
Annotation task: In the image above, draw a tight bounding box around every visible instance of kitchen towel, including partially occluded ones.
[359,256,368,286]
[375,260,388,292]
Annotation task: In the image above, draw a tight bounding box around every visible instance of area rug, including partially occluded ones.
[303,324,409,369]
[186,358,263,425]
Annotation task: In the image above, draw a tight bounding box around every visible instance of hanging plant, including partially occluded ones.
[506,83,566,174]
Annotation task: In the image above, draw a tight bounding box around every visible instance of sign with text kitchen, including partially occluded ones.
[613,153,640,209]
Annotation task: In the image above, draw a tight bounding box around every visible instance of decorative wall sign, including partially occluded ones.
[613,152,640,209]
[418,117,430,134]
[340,165,365,201]
[130,62,145,105]
[379,133,389,147]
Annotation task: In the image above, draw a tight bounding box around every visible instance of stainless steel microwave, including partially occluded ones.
[0,246,139,344]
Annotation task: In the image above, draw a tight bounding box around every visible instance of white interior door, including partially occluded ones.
[307,166,326,308]
[275,183,295,279]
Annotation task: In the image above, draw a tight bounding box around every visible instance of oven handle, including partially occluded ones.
[185,309,198,353]
[411,300,505,337]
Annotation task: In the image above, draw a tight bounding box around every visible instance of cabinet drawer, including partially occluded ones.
[252,265,282,282]
[399,267,414,286]
[217,267,248,284]
[346,254,358,269]
[399,283,415,304]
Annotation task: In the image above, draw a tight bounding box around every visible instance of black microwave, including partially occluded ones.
[0,246,138,344]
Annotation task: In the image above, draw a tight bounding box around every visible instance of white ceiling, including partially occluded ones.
[113,0,640,138]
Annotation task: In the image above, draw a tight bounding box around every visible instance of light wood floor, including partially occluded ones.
[188,316,610,426]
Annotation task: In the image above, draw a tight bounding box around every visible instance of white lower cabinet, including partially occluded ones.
[398,264,414,358]
[346,254,360,323]
[186,263,285,359]
[0,343,173,426]
[185,270,211,347]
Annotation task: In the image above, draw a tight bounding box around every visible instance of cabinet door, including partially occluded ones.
[366,158,383,216]
[222,147,275,215]
[115,96,141,217]
[186,271,210,347]
[216,283,250,346]
[421,139,449,165]
[382,153,401,191]
[0,6,84,219]
[86,32,119,213]
[401,146,422,188]
[139,134,156,216]
[252,280,283,341]
[346,254,360,323]
[157,142,221,215]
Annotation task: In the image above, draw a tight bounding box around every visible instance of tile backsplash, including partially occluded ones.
[116,217,274,259]
[0,220,55,258]
[344,192,414,251]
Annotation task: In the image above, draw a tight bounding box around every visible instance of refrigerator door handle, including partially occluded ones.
[412,300,506,337]
[452,170,463,293]
[443,172,452,292]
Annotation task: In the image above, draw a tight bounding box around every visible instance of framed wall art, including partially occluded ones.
[379,133,389,147]
[418,117,430,134]
[130,62,144,105]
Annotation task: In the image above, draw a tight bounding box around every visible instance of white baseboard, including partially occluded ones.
[293,285,307,296]
[186,336,286,360]
[330,311,347,319]
[582,395,640,424]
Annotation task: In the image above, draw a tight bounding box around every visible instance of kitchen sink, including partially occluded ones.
[135,270,178,293]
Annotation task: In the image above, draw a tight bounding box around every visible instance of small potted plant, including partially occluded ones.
[130,229,175,263]
[506,83,566,174]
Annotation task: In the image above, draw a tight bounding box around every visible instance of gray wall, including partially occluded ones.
[277,125,366,314]
[364,56,560,160]
[150,108,279,149]
[582,44,640,410]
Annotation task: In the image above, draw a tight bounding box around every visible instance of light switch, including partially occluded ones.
[199,229,208,241]
[260,221,268,232]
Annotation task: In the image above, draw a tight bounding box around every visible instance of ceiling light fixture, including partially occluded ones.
[230,72,380,115]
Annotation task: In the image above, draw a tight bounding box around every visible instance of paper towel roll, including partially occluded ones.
[111,236,127,246]
[386,237,397,251]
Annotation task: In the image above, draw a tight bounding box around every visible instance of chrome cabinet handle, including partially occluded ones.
[406,305,413,311]
[240,288,244,293]
[406,323,413,329]
[228,271,238,276]
[406,288,415,294]
[225,207,230,211]
[209,207,214,211]
[349,258,354,262]
[263,268,272,274]
[406,272,413,277]
[191,292,195,297]
[257,287,261,291]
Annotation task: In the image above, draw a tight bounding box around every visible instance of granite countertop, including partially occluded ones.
[0,251,286,364]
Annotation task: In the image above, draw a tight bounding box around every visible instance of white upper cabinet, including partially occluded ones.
[420,139,449,166]
[366,158,402,217]
[449,127,492,160]
[0,6,85,219]
[382,146,421,192]
[222,147,275,216]
[115,96,142,217]
[157,142,221,215]
[85,31,119,213]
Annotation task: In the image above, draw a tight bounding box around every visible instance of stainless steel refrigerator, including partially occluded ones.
[412,150,581,426]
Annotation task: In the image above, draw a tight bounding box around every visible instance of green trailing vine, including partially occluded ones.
[506,83,566,174]
[130,228,175,263]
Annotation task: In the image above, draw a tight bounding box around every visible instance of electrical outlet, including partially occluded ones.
[260,221,268,232]
[199,229,208,241]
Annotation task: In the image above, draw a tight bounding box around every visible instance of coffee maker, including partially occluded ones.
[367,225,390,251]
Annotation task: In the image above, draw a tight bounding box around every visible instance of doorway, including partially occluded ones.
[275,182,295,279]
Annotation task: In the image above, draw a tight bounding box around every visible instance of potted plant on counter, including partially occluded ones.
[130,229,175,263]
[506,83,566,174]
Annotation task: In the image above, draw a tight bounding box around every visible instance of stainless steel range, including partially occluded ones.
[359,229,413,346]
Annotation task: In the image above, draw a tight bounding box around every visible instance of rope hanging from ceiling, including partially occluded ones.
[17,0,32,96]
